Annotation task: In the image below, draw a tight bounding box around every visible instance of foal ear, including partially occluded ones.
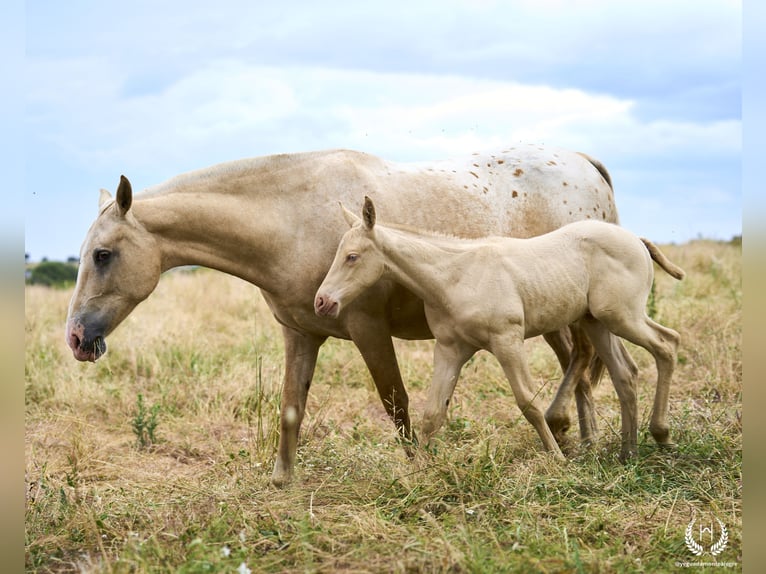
[339,202,360,228]
[362,196,376,230]
[115,175,133,216]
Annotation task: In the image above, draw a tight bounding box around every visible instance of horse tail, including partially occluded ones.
[641,238,686,280]
[577,152,614,191]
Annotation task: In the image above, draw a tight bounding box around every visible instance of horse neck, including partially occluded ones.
[130,177,284,290]
[374,226,467,305]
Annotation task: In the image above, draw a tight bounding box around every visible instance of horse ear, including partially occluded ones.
[115,175,133,216]
[339,202,360,228]
[98,188,113,209]
[362,196,376,230]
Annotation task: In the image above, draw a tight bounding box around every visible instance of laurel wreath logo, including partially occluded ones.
[685,514,728,557]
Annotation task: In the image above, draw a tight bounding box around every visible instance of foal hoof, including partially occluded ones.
[545,414,571,445]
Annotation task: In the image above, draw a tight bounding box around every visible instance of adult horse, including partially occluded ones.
[66,145,624,485]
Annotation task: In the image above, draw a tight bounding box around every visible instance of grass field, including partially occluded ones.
[25,239,741,573]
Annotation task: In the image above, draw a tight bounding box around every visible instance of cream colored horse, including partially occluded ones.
[66,146,624,485]
[315,197,684,459]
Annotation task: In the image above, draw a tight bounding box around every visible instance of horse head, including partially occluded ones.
[65,176,162,361]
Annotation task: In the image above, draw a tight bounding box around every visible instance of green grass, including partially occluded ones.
[25,240,742,572]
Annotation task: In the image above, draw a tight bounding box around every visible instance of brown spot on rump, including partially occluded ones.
[546,160,557,166]
[513,168,524,177]
[512,190,518,198]
[562,181,568,186]
[497,159,505,164]
[563,199,568,205]
[469,171,480,179]
[483,186,489,193]
[473,163,480,168]
[602,211,606,219]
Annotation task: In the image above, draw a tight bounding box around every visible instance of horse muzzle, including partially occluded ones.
[66,318,107,362]
[314,293,340,318]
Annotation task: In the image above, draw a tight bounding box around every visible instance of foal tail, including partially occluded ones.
[641,238,686,280]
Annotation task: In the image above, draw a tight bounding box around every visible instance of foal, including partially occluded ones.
[315,197,684,460]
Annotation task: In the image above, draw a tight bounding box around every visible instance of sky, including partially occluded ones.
[23,0,742,262]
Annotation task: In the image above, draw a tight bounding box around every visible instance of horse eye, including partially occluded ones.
[94,249,112,265]
[346,253,359,264]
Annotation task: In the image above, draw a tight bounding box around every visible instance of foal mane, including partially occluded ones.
[377,219,499,251]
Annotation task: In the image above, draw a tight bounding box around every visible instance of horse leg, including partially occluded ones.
[492,334,565,460]
[271,325,326,487]
[421,340,475,444]
[346,315,415,453]
[544,325,594,447]
[542,328,573,437]
[600,314,680,447]
[580,317,640,461]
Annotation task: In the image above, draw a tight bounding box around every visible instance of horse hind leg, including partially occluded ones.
[544,325,595,448]
[623,317,680,446]
[580,317,640,461]
[595,311,680,449]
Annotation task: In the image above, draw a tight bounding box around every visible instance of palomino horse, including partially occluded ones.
[315,198,684,460]
[66,146,625,485]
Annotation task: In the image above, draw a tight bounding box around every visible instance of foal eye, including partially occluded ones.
[93,249,112,265]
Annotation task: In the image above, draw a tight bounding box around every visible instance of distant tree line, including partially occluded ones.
[26,259,79,287]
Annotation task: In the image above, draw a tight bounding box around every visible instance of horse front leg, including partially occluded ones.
[346,313,416,454]
[271,325,326,487]
[492,333,565,460]
[421,340,475,444]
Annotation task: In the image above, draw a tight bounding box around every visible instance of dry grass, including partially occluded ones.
[25,239,741,572]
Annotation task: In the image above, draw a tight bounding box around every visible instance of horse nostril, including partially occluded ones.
[69,332,82,350]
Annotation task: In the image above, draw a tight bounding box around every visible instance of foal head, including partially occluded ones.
[314,196,385,318]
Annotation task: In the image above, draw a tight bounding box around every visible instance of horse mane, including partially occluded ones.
[378,219,500,251]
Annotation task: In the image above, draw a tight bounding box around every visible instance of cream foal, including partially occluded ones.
[315,197,684,460]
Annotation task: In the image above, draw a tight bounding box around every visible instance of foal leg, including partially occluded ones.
[421,340,475,444]
[604,314,680,447]
[544,325,595,447]
[580,317,640,460]
[492,334,565,460]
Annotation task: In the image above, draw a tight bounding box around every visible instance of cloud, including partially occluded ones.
[27,55,739,170]
[23,1,742,260]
